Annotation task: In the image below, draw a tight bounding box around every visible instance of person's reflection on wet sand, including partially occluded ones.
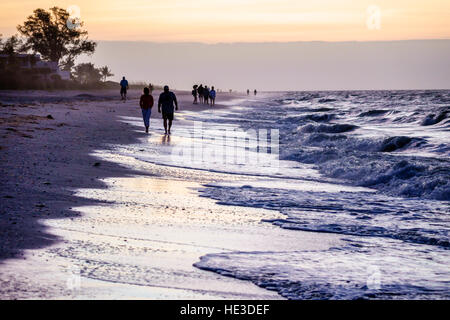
[161,134,171,145]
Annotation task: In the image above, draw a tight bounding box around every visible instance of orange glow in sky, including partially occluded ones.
[1,0,449,42]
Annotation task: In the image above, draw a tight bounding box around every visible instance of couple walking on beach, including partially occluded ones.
[139,85,178,134]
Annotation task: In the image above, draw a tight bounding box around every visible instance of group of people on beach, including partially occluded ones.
[120,77,222,135]
[121,77,259,136]
[192,84,216,106]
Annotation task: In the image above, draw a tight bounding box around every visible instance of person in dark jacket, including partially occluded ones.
[203,86,209,105]
[192,85,198,104]
[158,85,178,135]
[198,84,204,104]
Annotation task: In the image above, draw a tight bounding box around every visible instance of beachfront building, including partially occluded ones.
[0,53,71,80]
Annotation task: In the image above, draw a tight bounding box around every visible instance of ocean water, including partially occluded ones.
[119,90,450,299]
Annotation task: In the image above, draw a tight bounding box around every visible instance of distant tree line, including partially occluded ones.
[72,63,114,85]
[0,7,115,89]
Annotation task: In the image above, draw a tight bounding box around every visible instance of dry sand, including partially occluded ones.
[0,89,341,299]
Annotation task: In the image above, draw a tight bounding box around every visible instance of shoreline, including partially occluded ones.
[0,89,341,299]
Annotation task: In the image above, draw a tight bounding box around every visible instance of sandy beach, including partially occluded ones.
[0,89,343,299]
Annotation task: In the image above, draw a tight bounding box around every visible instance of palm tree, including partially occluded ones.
[99,65,113,82]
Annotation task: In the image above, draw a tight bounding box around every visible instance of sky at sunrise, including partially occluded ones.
[1,1,449,90]
[1,0,449,42]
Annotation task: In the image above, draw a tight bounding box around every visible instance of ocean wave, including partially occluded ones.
[318,98,337,103]
[300,123,358,133]
[268,218,449,247]
[358,109,389,117]
[421,109,449,126]
[199,185,450,247]
[311,107,334,112]
[306,133,348,144]
[314,153,450,200]
[379,136,423,152]
[302,113,335,122]
[280,136,448,199]
[194,239,450,300]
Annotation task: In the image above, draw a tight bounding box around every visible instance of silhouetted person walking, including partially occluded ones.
[192,85,198,104]
[158,85,178,135]
[247,89,250,95]
[254,89,257,96]
[203,86,209,105]
[139,87,153,133]
[209,86,216,106]
[120,76,129,101]
[198,84,204,104]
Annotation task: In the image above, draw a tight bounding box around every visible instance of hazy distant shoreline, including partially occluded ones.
[76,39,450,91]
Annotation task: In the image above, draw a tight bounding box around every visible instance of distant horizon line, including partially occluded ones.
[147,88,450,92]
[89,38,450,45]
